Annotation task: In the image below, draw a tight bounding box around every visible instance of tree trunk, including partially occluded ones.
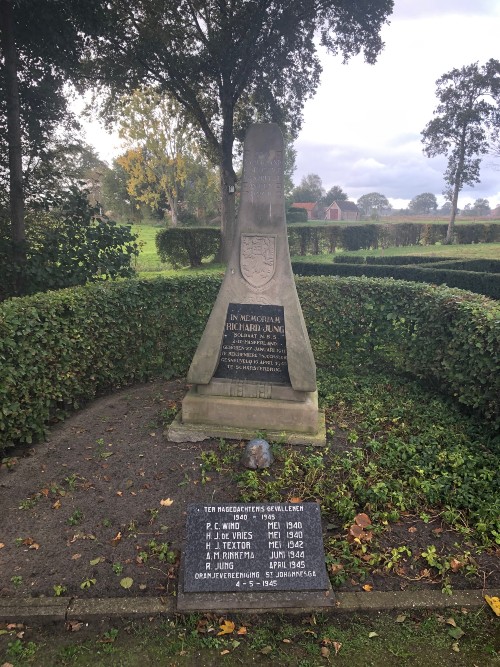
[166,191,179,226]
[0,0,26,289]
[446,181,460,244]
[219,94,236,263]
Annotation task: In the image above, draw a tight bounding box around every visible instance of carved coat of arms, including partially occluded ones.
[240,234,276,288]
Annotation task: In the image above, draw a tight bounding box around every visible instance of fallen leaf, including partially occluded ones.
[362,584,373,592]
[1,662,14,667]
[320,646,330,658]
[71,553,81,560]
[396,614,407,623]
[290,497,302,503]
[354,513,371,528]
[236,626,247,635]
[66,621,83,632]
[40,488,49,497]
[451,642,460,653]
[220,650,230,655]
[217,620,235,636]
[485,595,500,617]
[52,500,61,510]
[348,524,364,540]
[116,491,123,497]
[231,640,240,649]
[282,638,292,644]
[333,641,342,655]
[100,452,113,459]
[160,498,174,507]
[0,543,4,549]
[408,526,417,533]
[368,632,379,638]
[111,531,122,545]
[260,646,272,655]
[330,563,344,575]
[448,626,465,640]
[450,558,462,573]
[446,617,457,628]
[120,577,134,589]
[22,537,34,546]
[90,557,104,566]
[28,543,40,550]
[432,527,443,535]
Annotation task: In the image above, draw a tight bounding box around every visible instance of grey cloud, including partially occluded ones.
[294,141,499,203]
[394,0,498,19]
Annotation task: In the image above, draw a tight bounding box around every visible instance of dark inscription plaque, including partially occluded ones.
[214,303,290,384]
[184,503,329,593]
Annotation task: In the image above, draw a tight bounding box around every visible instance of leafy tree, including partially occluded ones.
[101,159,145,222]
[85,0,394,259]
[321,185,348,206]
[408,192,438,215]
[422,59,500,243]
[471,197,491,216]
[115,89,195,225]
[180,156,220,224]
[439,201,453,216]
[357,192,390,218]
[0,0,104,290]
[0,188,138,300]
[292,173,324,203]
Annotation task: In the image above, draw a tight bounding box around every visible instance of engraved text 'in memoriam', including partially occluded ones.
[214,303,289,384]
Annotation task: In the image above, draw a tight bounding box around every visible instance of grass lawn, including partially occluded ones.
[291,242,500,263]
[128,223,500,277]
[1,608,498,666]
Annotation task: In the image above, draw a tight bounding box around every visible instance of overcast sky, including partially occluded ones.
[295,0,500,209]
[79,0,500,210]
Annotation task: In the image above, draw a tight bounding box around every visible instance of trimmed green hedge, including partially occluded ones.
[1,275,499,450]
[156,227,220,267]
[154,224,500,265]
[293,261,500,300]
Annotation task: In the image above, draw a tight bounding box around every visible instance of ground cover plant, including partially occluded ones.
[0,365,498,602]
[1,607,498,666]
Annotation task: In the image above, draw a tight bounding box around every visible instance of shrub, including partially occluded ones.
[1,275,499,452]
[293,261,500,300]
[155,227,220,268]
[0,189,138,301]
[286,207,308,223]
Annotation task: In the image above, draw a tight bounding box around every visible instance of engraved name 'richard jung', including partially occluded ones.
[214,303,290,384]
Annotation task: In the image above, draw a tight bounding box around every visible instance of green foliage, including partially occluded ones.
[236,363,500,546]
[0,275,220,450]
[155,227,220,268]
[422,59,500,240]
[286,207,308,224]
[0,189,139,300]
[288,222,500,255]
[293,260,500,299]
[1,275,499,454]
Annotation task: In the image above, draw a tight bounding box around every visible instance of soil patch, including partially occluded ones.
[0,380,498,600]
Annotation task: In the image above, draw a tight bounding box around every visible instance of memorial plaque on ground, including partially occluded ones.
[183,503,329,593]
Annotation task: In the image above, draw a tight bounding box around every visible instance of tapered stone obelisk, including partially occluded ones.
[168,123,325,445]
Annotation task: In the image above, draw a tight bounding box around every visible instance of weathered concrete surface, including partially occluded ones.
[0,588,498,623]
[166,410,327,446]
[0,597,68,622]
[66,596,174,621]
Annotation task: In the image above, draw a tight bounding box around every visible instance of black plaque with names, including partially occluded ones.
[183,503,329,593]
[214,303,290,384]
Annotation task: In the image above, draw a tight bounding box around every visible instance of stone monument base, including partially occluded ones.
[166,385,326,446]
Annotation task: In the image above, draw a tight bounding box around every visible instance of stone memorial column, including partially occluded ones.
[168,123,325,445]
